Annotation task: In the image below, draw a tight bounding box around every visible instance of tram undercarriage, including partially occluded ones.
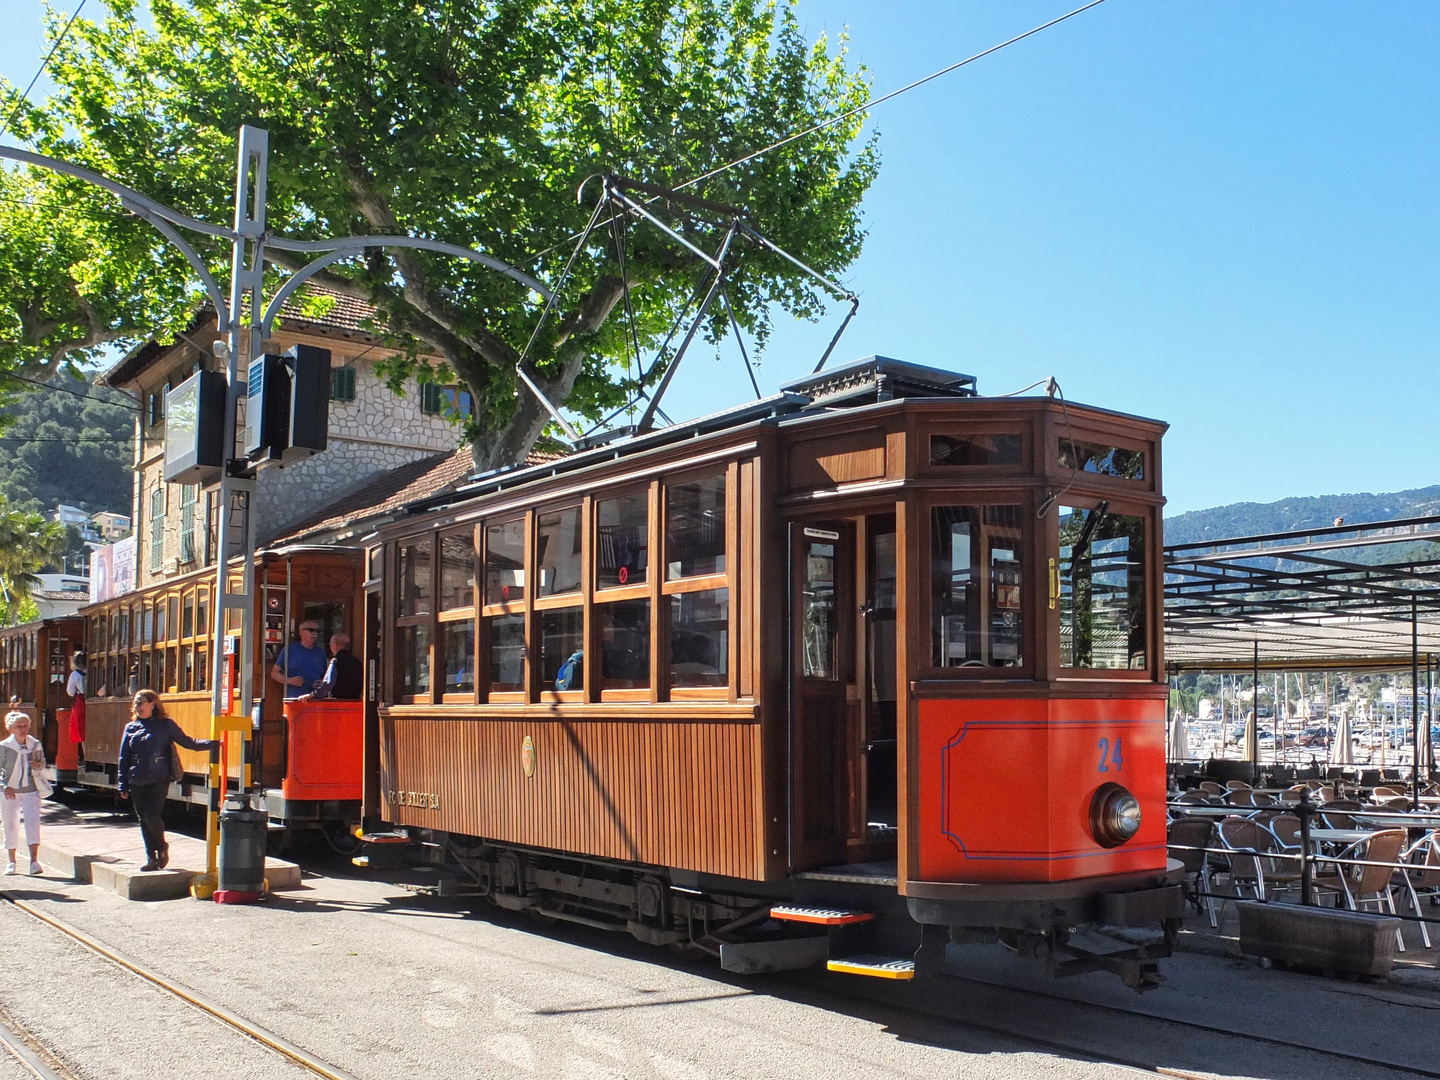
[413,832,1182,991]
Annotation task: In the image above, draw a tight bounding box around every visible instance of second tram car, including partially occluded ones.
[365,358,1182,988]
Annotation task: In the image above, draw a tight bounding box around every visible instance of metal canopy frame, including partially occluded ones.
[1166,515,1440,792]
[1165,514,1440,669]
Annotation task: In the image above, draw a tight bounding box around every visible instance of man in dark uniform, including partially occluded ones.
[312,632,363,701]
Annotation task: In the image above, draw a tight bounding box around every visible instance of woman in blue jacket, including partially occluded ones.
[118,690,217,871]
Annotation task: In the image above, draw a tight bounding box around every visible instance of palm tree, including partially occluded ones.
[0,497,65,625]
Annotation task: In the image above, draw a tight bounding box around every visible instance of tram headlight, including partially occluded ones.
[1089,783,1142,848]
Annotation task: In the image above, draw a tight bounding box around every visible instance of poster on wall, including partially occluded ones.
[89,535,138,603]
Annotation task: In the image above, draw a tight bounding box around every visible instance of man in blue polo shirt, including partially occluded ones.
[270,620,329,698]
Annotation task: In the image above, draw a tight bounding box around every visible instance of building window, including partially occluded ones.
[180,485,197,564]
[148,488,165,573]
[420,382,443,415]
[331,366,356,402]
[148,392,164,427]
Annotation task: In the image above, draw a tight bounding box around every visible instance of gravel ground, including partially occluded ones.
[3,862,1439,1080]
[0,889,310,1080]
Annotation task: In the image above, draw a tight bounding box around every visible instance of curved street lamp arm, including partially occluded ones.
[258,249,350,339]
[0,144,238,242]
[123,198,231,328]
[264,234,553,301]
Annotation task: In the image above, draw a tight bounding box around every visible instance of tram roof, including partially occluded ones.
[420,356,1159,518]
[1165,514,1440,671]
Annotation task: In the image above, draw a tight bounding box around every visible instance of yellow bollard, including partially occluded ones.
[191,714,255,901]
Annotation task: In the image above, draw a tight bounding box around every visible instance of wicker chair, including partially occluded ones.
[1313,829,1409,952]
[1396,831,1440,950]
[1168,817,1216,924]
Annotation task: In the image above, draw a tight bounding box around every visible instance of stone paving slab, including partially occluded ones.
[31,797,301,901]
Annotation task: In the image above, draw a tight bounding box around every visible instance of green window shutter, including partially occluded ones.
[420,382,443,415]
[331,366,356,402]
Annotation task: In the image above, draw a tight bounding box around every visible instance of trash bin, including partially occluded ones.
[215,793,267,903]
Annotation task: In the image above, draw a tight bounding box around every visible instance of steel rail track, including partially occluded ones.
[0,895,360,1080]
[0,1005,77,1080]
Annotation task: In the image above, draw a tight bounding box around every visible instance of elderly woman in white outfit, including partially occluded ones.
[0,710,46,875]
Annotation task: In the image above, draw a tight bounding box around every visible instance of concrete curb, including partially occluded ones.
[38,839,302,901]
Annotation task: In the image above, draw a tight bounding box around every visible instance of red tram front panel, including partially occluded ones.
[915,696,1167,883]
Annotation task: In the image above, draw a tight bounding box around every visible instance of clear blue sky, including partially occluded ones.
[5,2,1438,514]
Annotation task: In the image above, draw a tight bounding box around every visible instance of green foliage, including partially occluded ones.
[0,376,134,519]
[2,0,879,467]
[0,494,67,626]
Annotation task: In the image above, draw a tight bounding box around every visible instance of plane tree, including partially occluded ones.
[1,0,878,468]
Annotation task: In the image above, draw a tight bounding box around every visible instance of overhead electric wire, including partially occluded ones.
[0,370,136,410]
[0,0,89,141]
[673,0,1110,196]
[528,0,1111,264]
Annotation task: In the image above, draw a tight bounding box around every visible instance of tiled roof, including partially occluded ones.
[276,287,384,337]
[36,590,90,602]
[269,449,473,546]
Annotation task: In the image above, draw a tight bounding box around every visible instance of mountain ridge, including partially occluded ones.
[1163,484,1440,546]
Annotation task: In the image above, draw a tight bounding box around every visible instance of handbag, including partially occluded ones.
[15,739,52,799]
[170,742,184,783]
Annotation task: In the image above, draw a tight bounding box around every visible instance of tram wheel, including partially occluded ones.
[322,820,362,856]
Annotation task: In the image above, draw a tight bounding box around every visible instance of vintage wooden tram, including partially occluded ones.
[366,357,1182,987]
[9,547,367,841]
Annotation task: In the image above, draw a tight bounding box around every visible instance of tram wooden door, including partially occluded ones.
[791,522,856,870]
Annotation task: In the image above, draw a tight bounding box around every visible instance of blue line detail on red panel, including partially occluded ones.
[937,716,1155,861]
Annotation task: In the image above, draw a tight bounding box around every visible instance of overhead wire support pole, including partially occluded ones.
[1414,594,1421,811]
[635,219,740,433]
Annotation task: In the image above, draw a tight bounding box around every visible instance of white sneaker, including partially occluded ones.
[28,862,42,876]
[3,863,14,876]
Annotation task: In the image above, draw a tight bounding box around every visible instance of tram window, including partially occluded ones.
[155,601,167,644]
[1058,438,1145,481]
[182,593,194,638]
[596,491,648,589]
[485,519,526,604]
[399,537,433,617]
[197,589,209,637]
[439,530,476,612]
[1058,505,1147,670]
[536,507,582,596]
[399,623,431,698]
[598,599,650,690]
[540,609,584,690]
[195,648,208,692]
[670,589,728,688]
[930,505,1025,669]
[487,614,525,693]
[666,475,726,579]
[180,646,192,692]
[801,541,837,680]
[930,433,1022,467]
[167,597,179,642]
[121,607,131,647]
[142,604,153,645]
[441,619,475,696]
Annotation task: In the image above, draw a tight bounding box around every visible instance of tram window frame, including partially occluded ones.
[1055,498,1155,679]
[480,515,529,703]
[922,496,1035,678]
[393,532,438,705]
[1054,428,1150,488]
[595,487,650,594]
[924,425,1029,472]
[535,502,587,704]
[594,483,656,701]
[661,464,737,700]
[437,524,479,704]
